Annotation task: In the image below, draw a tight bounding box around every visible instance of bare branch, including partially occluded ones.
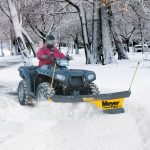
[0,2,12,23]
[22,11,78,16]
[0,30,10,38]
[50,13,65,34]
[129,4,150,21]
[127,27,135,38]
[65,0,79,11]
[26,15,45,39]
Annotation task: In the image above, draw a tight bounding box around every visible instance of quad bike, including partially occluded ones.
[18,58,132,114]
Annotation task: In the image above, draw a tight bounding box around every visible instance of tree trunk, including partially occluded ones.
[9,39,12,55]
[9,27,15,56]
[58,32,61,51]
[141,31,144,53]
[111,14,128,60]
[122,38,128,52]
[138,17,144,53]
[79,1,91,64]
[7,0,33,65]
[125,38,130,52]
[91,0,102,64]
[0,39,4,57]
[101,4,115,64]
[68,36,74,55]
[74,34,79,54]
[21,27,36,57]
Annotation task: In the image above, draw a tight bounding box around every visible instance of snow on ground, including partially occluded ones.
[0,50,150,150]
[0,49,11,56]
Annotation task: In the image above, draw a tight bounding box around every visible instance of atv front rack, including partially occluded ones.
[49,90,131,114]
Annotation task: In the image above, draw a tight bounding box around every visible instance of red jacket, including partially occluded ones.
[37,46,65,66]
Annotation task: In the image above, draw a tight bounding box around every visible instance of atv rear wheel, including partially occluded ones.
[36,82,55,102]
[89,83,100,95]
[18,80,32,105]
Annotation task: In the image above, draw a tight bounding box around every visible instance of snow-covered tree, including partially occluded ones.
[100,0,116,64]
[22,0,67,42]
[0,0,36,65]
[114,0,150,53]
[91,0,102,64]
[1,0,150,65]
[65,0,91,64]
[111,14,129,59]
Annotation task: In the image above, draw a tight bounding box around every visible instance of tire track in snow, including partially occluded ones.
[126,102,150,150]
[0,96,29,146]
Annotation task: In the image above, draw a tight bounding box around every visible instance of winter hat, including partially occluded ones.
[46,35,55,41]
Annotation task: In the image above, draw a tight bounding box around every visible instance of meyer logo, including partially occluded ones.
[83,97,94,102]
[102,101,119,108]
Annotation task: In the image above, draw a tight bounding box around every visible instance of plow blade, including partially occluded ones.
[49,90,131,114]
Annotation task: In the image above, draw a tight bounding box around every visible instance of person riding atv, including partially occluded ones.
[37,35,71,69]
[17,35,131,114]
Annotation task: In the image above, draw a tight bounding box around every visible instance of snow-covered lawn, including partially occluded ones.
[0,51,150,150]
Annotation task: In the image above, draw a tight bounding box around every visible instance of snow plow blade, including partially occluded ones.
[49,90,131,114]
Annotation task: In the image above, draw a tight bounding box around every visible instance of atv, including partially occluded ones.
[18,58,131,114]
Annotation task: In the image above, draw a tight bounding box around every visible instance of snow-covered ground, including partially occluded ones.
[0,50,150,150]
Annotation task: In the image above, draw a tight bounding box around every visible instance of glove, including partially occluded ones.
[65,55,73,61]
[40,55,51,59]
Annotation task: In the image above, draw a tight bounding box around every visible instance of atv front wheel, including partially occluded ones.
[89,83,100,95]
[36,82,55,102]
[18,80,32,105]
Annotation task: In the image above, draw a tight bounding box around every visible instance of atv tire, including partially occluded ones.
[89,83,100,95]
[18,80,32,105]
[36,82,55,102]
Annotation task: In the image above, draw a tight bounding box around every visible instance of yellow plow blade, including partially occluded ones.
[83,98,124,110]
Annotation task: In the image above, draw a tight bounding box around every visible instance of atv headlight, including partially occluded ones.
[87,74,95,80]
[56,74,65,81]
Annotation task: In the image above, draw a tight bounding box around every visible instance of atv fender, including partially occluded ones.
[18,66,37,95]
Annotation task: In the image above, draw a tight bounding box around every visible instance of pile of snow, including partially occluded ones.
[0,49,11,56]
[0,50,150,150]
[143,52,150,61]
[0,55,23,68]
